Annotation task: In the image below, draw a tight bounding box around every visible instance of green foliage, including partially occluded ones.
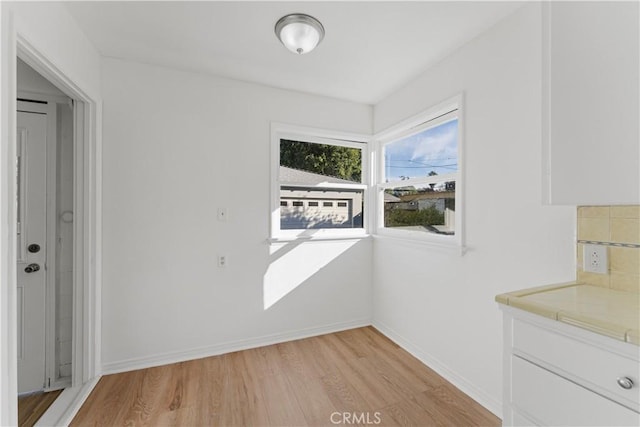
[280,140,361,182]
[385,206,444,228]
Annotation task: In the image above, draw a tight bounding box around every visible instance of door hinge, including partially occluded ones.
[47,377,51,388]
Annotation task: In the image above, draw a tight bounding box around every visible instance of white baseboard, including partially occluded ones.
[44,376,71,393]
[372,320,502,419]
[102,317,372,375]
[35,376,100,427]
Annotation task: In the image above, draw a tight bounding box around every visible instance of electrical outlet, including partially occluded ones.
[583,244,607,274]
[218,255,227,268]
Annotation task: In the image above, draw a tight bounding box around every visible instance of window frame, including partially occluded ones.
[373,95,465,250]
[270,123,371,241]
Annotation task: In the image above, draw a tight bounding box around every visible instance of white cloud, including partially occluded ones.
[410,125,457,163]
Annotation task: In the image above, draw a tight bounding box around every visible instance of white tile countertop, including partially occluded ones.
[496,282,640,345]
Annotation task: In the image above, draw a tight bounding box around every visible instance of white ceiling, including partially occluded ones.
[65,1,524,105]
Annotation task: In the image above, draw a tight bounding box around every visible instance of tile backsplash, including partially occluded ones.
[577,206,640,293]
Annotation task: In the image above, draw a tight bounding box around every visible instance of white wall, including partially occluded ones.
[372,3,575,416]
[17,57,65,97]
[100,58,373,371]
[1,3,102,424]
[7,2,101,100]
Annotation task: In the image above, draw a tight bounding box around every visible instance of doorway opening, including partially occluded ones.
[16,58,74,425]
[5,33,102,425]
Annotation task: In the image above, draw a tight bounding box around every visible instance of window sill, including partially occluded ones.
[372,232,466,255]
[268,234,371,244]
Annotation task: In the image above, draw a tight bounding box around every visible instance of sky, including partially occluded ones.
[384,118,458,182]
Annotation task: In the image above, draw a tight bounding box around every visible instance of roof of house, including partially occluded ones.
[384,193,401,202]
[280,166,358,186]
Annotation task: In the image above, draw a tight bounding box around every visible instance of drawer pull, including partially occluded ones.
[617,377,634,390]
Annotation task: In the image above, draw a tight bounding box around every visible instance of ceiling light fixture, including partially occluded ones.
[275,13,325,55]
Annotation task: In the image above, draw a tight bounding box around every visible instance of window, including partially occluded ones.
[376,97,462,246]
[271,125,368,240]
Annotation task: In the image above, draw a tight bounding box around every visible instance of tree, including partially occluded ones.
[280,140,361,182]
[428,170,438,190]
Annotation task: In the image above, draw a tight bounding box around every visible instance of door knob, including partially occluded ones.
[24,263,40,273]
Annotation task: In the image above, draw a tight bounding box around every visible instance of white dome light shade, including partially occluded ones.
[275,14,325,55]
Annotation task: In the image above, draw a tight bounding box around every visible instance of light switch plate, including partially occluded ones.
[217,207,228,221]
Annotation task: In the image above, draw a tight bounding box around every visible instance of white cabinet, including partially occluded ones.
[542,2,639,205]
[501,307,640,426]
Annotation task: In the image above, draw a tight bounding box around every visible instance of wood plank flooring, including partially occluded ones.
[72,327,500,426]
[18,389,63,427]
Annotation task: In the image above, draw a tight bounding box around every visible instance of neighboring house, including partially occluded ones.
[280,166,363,229]
[384,192,401,203]
[396,190,455,213]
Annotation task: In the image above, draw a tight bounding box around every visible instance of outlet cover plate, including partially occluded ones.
[583,244,608,274]
[218,255,227,268]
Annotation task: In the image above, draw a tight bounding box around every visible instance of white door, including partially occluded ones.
[16,104,48,394]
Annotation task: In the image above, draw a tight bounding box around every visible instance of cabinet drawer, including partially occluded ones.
[512,356,640,426]
[513,318,639,410]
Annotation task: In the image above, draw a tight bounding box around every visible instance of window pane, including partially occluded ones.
[279,138,364,231]
[384,119,458,182]
[383,182,455,235]
[280,139,361,183]
[280,187,364,230]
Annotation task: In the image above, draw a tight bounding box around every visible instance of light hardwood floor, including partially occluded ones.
[72,327,500,426]
[18,389,63,427]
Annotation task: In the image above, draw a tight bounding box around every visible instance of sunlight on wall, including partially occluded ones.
[263,240,357,309]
